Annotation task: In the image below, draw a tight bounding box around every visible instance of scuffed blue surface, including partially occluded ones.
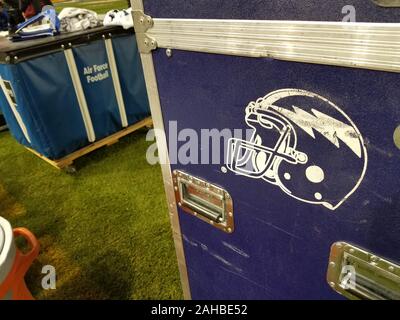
[146,0,400,300]
[152,48,400,299]
[145,0,400,22]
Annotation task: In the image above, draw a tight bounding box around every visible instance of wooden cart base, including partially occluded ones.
[26,117,153,171]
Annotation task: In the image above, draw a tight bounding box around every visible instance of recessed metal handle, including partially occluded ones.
[173,170,234,233]
[327,242,400,300]
[371,0,400,7]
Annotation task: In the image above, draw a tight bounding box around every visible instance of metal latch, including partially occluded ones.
[327,242,400,300]
[173,171,234,233]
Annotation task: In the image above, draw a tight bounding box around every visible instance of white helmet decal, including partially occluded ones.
[226,89,368,210]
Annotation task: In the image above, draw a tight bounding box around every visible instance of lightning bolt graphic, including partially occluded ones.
[269,105,363,158]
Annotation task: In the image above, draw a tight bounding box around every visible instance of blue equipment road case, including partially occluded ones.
[0,26,150,165]
[133,0,400,300]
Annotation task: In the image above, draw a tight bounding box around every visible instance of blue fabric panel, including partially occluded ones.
[72,40,121,140]
[112,34,150,125]
[16,51,89,159]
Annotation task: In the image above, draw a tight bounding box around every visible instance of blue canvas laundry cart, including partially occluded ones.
[133,0,400,300]
[0,25,151,169]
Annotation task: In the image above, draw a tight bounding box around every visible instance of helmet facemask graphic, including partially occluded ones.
[228,101,308,182]
[226,89,368,211]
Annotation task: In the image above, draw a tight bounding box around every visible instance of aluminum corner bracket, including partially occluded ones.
[133,10,157,53]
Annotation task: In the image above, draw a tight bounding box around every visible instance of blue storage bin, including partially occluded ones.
[0,26,150,160]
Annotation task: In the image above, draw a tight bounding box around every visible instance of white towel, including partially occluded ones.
[58,8,101,33]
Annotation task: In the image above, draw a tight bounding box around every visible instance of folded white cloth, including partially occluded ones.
[103,8,133,30]
[58,8,101,33]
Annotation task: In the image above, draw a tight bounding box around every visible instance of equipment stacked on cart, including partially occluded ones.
[10,5,60,41]
[0,25,151,171]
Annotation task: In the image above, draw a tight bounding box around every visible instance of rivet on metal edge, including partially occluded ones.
[102,34,105,39]
[227,228,232,233]
[329,262,336,268]
[329,282,336,288]
[228,212,233,217]
[349,249,355,254]
[389,266,395,272]
[221,166,228,173]
[166,48,172,57]
[14,56,18,60]
[61,44,65,49]
[210,220,214,225]
[174,186,178,191]
[370,255,379,262]
[178,202,182,207]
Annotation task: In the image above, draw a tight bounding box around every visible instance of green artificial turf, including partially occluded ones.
[55,0,129,14]
[0,129,183,300]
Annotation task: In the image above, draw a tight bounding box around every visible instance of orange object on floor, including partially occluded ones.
[0,222,40,300]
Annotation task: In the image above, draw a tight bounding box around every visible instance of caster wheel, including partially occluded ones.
[63,165,77,174]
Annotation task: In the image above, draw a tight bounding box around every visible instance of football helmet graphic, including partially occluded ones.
[227,89,368,210]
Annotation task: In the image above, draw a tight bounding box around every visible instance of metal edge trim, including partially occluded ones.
[147,18,400,73]
[131,0,192,300]
[104,37,129,128]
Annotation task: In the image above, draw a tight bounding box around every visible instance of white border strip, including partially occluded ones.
[0,76,31,143]
[104,38,129,128]
[64,49,96,142]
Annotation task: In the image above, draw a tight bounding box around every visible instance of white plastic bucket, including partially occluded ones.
[0,217,16,300]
